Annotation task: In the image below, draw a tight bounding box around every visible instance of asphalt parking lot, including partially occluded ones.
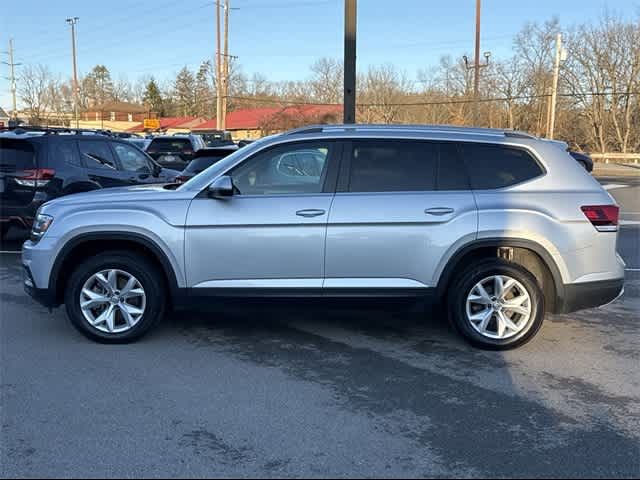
[1,175,639,478]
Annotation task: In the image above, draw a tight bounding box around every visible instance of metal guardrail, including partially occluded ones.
[590,153,640,164]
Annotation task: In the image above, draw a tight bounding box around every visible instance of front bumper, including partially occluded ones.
[556,278,625,314]
[23,264,58,308]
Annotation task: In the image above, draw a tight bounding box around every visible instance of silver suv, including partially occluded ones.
[22,125,625,349]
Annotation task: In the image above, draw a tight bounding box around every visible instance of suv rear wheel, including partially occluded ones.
[447,259,545,350]
[64,251,166,343]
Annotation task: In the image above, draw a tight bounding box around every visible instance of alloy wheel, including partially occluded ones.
[465,275,532,340]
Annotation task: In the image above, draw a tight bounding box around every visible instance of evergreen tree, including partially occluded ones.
[173,67,196,116]
[142,78,164,116]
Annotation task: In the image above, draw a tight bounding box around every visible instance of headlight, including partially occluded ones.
[30,214,54,242]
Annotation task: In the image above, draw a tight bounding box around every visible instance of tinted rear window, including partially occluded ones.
[348,140,437,192]
[149,138,191,152]
[184,157,224,173]
[0,139,36,172]
[460,143,544,189]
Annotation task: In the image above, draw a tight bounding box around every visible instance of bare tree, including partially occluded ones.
[309,57,343,104]
[19,64,54,124]
[358,64,413,123]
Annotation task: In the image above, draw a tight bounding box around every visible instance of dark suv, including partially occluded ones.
[146,135,205,170]
[0,128,179,237]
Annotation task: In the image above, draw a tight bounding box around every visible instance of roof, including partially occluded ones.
[193,105,342,131]
[0,107,9,119]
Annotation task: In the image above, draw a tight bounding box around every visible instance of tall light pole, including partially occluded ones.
[548,33,565,139]
[66,17,80,128]
[222,0,229,131]
[343,0,357,124]
[2,38,21,120]
[215,2,222,130]
[463,0,490,126]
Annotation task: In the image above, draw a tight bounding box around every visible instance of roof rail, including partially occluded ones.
[285,124,538,138]
[0,125,114,136]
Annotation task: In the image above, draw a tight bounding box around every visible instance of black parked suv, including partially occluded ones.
[0,128,179,237]
[146,135,206,170]
[174,146,238,183]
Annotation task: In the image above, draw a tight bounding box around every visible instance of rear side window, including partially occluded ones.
[0,139,36,172]
[460,143,544,189]
[148,138,190,152]
[51,140,81,166]
[78,140,117,170]
[348,140,437,192]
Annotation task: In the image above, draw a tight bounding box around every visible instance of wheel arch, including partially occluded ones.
[436,238,565,313]
[50,232,181,307]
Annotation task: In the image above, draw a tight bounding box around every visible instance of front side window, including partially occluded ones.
[230,142,331,195]
[78,140,117,170]
[113,143,151,173]
[348,140,438,193]
[460,143,544,189]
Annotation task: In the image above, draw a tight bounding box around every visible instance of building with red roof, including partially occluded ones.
[193,105,342,139]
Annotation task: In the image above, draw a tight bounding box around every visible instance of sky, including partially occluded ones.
[1,0,638,109]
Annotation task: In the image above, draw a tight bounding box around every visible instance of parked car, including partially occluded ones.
[199,131,234,147]
[569,151,594,172]
[146,135,205,170]
[0,127,179,237]
[174,146,239,183]
[23,125,624,349]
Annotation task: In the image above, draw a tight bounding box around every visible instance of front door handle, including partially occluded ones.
[425,207,455,216]
[296,209,326,218]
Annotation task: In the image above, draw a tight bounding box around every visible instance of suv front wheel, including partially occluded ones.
[65,251,166,343]
[448,259,545,350]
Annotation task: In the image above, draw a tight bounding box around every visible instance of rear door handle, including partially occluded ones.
[425,207,455,216]
[296,209,326,218]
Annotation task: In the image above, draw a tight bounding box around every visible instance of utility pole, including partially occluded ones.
[548,33,563,139]
[215,1,222,130]
[343,0,357,124]
[66,17,80,129]
[2,38,21,120]
[463,0,490,126]
[222,0,229,131]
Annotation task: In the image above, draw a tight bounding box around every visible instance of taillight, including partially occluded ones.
[15,168,56,188]
[581,205,619,232]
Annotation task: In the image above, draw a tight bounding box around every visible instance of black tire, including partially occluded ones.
[447,259,545,350]
[64,250,166,343]
[0,223,9,240]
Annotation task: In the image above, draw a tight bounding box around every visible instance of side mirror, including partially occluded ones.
[208,175,234,199]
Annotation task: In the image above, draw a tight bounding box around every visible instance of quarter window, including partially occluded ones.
[231,142,331,195]
[348,141,437,192]
[459,143,544,189]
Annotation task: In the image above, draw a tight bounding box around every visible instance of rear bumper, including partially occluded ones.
[556,278,625,314]
[0,194,47,227]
